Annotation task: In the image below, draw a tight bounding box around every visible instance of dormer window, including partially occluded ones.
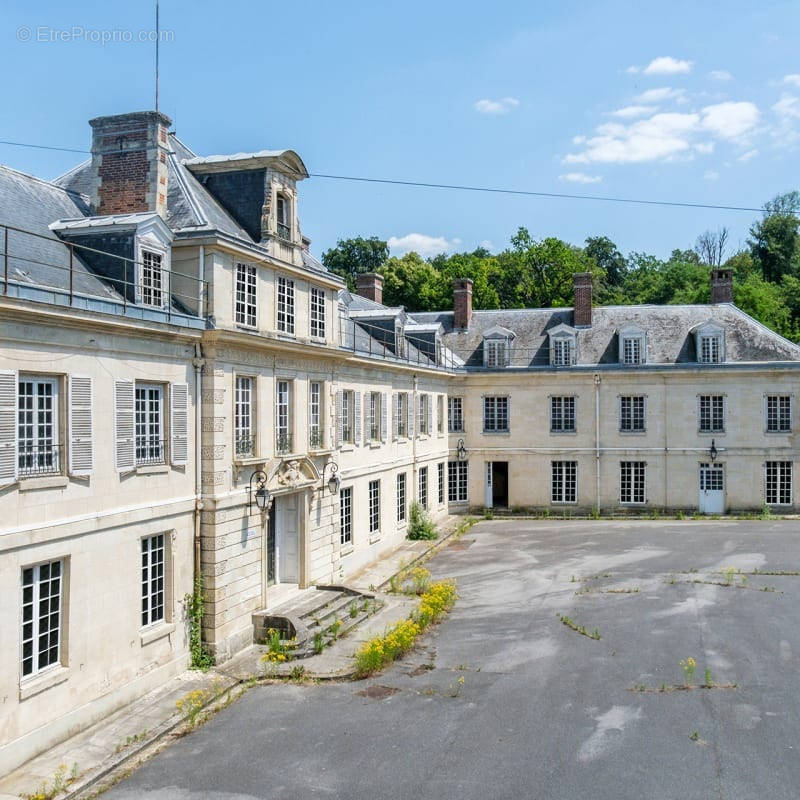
[618,325,646,365]
[692,322,725,364]
[548,324,577,367]
[276,193,290,240]
[140,250,165,308]
[482,325,515,368]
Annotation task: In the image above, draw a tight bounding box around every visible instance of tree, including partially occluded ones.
[749,191,800,282]
[585,235,627,286]
[695,227,729,267]
[321,236,389,290]
[379,253,445,310]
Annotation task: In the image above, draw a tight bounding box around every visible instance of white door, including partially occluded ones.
[485,462,493,508]
[699,463,724,514]
[277,494,299,583]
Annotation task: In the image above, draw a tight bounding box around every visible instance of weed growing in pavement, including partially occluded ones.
[447,676,466,697]
[680,657,696,686]
[483,507,494,520]
[313,632,325,655]
[760,504,773,520]
[689,731,699,742]
[261,628,292,663]
[349,601,359,618]
[114,729,149,754]
[676,510,685,520]
[704,668,714,687]
[290,665,307,681]
[408,501,438,540]
[327,619,342,640]
[21,763,80,800]
[589,506,601,520]
[176,689,212,729]
[556,613,601,640]
[186,572,213,671]
[722,566,737,585]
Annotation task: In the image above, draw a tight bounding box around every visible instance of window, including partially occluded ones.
[234,263,257,327]
[21,560,63,677]
[368,392,381,441]
[340,486,352,545]
[485,339,509,368]
[234,377,254,457]
[551,461,577,503]
[140,250,164,308]
[309,381,323,449]
[699,395,724,433]
[483,396,509,432]
[766,395,791,433]
[369,479,380,533]
[766,461,792,505]
[437,396,444,434]
[276,380,292,454]
[620,396,646,433]
[310,287,326,339]
[622,336,643,365]
[418,394,429,435]
[141,534,166,627]
[276,194,290,240]
[135,383,164,465]
[18,376,60,476]
[699,335,722,364]
[341,390,353,444]
[620,461,646,504]
[448,461,468,502]
[277,276,295,335]
[395,393,408,438]
[419,466,428,509]
[397,472,407,523]
[448,397,464,433]
[438,462,445,504]
[550,396,576,433]
[552,338,575,367]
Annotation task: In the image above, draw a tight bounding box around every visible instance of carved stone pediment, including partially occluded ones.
[265,456,320,493]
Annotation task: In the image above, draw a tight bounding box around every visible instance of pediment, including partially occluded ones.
[265,456,321,493]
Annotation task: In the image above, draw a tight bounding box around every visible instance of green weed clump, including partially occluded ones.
[408,502,437,540]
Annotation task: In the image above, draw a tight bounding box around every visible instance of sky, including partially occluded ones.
[1,0,799,262]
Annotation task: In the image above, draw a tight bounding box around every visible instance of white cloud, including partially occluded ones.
[700,101,760,140]
[642,56,693,75]
[610,105,658,118]
[708,70,733,81]
[625,65,640,75]
[773,94,800,119]
[694,142,714,154]
[633,87,686,104]
[737,149,759,162]
[388,233,461,258]
[558,172,602,184]
[703,170,719,180]
[783,74,800,88]
[474,97,520,114]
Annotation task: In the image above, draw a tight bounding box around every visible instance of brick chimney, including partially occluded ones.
[88,111,172,218]
[453,278,473,330]
[355,272,384,304]
[573,272,593,327]
[710,268,733,304]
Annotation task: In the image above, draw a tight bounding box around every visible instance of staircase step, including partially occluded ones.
[271,589,341,619]
[304,594,361,629]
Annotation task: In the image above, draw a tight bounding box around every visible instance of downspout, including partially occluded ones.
[192,343,205,581]
[412,374,419,502]
[594,373,601,513]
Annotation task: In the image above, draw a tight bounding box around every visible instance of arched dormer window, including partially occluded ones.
[276,192,291,240]
[618,324,646,365]
[692,321,725,364]
[483,325,515,367]
[548,323,577,366]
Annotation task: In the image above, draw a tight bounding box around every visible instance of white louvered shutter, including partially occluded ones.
[408,394,415,438]
[354,391,362,445]
[381,392,388,443]
[336,389,343,447]
[427,394,433,434]
[114,379,135,472]
[68,376,93,475]
[363,392,370,445]
[170,383,189,466]
[392,393,399,439]
[0,370,18,486]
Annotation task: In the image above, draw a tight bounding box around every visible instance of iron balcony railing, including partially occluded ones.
[235,434,255,457]
[309,429,324,450]
[18,442,62,477]
[276,223,291,241]
[276,431,293,455]
[135,438,166,466]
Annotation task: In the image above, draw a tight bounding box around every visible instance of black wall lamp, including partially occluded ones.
[456,438,467,462]
[322,461,340,494]
[709,439,718,462]
[249,469,271,514]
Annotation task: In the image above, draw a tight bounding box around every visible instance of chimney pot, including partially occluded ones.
[710,268,733,304]
[573,272,593,327]
[453,278,473,330]
[355,272,384,304]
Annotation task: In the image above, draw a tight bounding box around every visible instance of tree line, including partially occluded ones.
[322,191,800,341]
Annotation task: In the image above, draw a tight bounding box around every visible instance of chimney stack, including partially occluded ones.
[710,268,733,304]
[573,272,593,327]
[89,111,172,218]
[355,272,384,305]
[453,278,473,330]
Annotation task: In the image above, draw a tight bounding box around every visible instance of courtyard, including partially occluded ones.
[103,519,800,799]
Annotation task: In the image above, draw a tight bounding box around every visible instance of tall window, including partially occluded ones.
[310,287,326,339]
[135,383,164,464]
[309,381,323,449]
[397,472,407,523]
[419,466,428,509]
[368,392,381,441]
[341,390,353,443]
[234,263,257,327]
[140,250,164,308]
[418,394,429,435]
[766,395,791,433]
[699,395,724,433]
[369,479,381,533]
[620,396,646,433]
[448,397,464,433]
[395,393,408,437]
[276,194,290,240]
[18,376,60,476]
[141,534,166,627]
[622,337,643,365]
[550,396,576,433]
[437,396,444,434]
[22,559,63,677]
[766,461,792,505]
[620,461,646,504]
[552,338,574,366]
[551,461,577,503]
[277,276,295,334]
[483,396,509,432]
[340,486,352,545]
[699,335,722,364]
[276,380,292,454]
[448,461,468,502]
[235,377,254,456]
[485,339,509,368]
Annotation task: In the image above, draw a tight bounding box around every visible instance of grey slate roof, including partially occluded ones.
[409,305,800,366]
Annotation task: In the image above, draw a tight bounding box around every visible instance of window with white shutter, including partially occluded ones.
[68,376,93,475]
[336,389,345,446]
[170,383,189,466]
[0,370,17,486]
[353,391,362,445]
[407,394,414,438]
[381,392,388,442]
[114,379,135,471]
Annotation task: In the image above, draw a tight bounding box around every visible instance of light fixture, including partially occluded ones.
[709,439,718,462]
[322,461,340,494]
[249,469,270,514]
[456,438,467,462]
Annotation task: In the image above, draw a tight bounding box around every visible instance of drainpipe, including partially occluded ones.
[412,374,419,501]
[192,343,205,581]
[594,373,601,513]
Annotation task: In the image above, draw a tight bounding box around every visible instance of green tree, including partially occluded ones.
[749,191,800,282]
[428,250,501,310]
[585,235,627,287]
[379,252,446,310]
[321,236,389,290]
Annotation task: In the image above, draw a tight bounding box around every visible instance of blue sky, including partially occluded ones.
[2,0,799,261]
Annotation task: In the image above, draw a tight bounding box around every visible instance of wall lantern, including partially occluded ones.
[249,469,270,514]
[322,461,340,494]
[709,439,718,462]
[456,438,467,462]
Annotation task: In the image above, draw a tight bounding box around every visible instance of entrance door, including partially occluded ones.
[485,462,493,508]
[266,511,277,587]
[276,494,299,583]
[492,462,509,508]
[699,463,724,514]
